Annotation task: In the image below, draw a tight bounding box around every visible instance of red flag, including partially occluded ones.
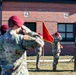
[43,22,54,43]
[43,22,63,48]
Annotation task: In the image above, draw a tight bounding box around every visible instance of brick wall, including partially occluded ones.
[2,2,76,55]
[2,2,76,23]
[0,11,1,26]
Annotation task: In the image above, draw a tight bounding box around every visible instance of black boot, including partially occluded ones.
[36,66,40,70]
[53,68,56,71]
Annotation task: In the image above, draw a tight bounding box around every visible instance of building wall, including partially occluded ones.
[2,2,76,55]
[0,2,2,26]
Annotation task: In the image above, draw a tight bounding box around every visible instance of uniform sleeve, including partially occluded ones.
[22,25,31,34]
[28,31,44,47]
[57,35,62,41]
[28,31,41,38]
[22,34,44,50]
[54,35,62,43]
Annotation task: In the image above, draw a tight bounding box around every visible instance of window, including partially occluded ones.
[24,22,36,32]
[58,23,74,42]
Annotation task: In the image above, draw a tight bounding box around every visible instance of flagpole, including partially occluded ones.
[42,22,46,66]
[42,46,44,63]
[40,45,46,66]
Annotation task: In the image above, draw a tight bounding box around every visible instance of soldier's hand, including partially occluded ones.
[23,35,29,40]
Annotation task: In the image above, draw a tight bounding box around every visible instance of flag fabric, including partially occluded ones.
[43,22,54,43]
[43,22,63,48]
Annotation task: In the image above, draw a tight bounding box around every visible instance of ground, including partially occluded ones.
[0,56,75,75]
[27,56,76,75]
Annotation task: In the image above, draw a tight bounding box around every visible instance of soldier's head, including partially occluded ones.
[8,15,24,29]
[54,32,60,37]
[0,24,8,35]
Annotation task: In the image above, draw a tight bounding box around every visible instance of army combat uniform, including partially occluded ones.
[52,35,62,70]
[0,29,43,75]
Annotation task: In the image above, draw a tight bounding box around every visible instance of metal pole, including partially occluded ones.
[42,47,44,63]
[40,46,46,66]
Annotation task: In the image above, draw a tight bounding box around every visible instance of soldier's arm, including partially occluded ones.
[20,25,41,37]
[20,25,31,34]
[20,25,43,40]
[22,34,44,49]
[54,35,62,43]
[57,35,62,41]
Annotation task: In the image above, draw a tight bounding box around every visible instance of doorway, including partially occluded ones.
[24,22,36,32]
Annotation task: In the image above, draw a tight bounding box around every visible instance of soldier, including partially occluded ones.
[0,24,8,35]
[0,15,44,75]
[19,25,44,70]
[0,24,8,75]
[52,32,62,71]
[35,33,44,70]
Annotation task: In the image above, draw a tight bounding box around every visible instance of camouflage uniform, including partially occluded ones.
[35,47,43,69]
[19,25,44,70]
[0,28,44,75]
[52,35,62,70]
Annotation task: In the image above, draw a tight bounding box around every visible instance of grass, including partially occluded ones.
[27,56,76,75]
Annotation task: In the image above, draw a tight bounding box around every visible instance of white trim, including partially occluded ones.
[64,12,69,18]
[27,59,73,63]
[61,42,74,44]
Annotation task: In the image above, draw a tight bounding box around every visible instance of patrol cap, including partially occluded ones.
[55,32,60,36]
[8,15,24,27]
[0,24,8,35]
[1,24,8,31]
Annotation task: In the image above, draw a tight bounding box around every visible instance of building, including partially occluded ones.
[0,1,2,25]
[2,0,76,55]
